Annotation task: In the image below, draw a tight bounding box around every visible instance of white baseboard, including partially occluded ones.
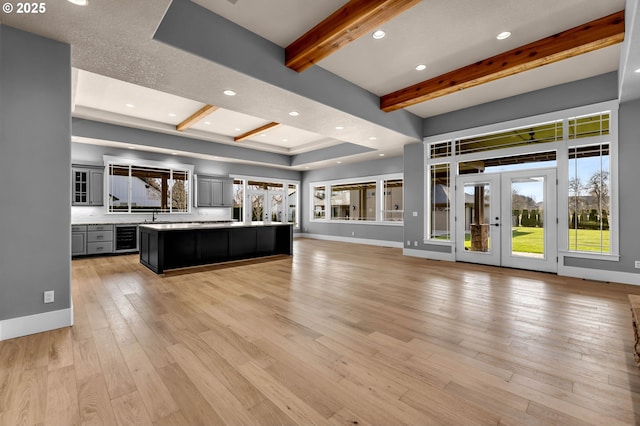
[403,248,455,261]
[0,307,74,341]
[558,265,640,286]
[297,233,403,248]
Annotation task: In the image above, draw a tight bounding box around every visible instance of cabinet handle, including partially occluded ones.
[96,235,104,239]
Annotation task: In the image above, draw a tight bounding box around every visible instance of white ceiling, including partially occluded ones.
[1,0,636,170]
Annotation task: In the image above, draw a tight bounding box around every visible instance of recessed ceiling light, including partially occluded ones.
[335,126,344,130]
[369,136,377,140]
[497,31,511,40]
[128,146,135,150]
[67,0,88,5]
[305,167,309,169]
[168,113,176,117]
[336,161,342,164]
[171,152,177,155]
[223,90,236,96]
[379,153,385,157]
[234,127,241,131]
[289,111,300,116]
[635,68,640,73]
[415,64,426,71]
[372,30,386,40]
[260,133,267,137]
[282,139,288,142]
[125,103,135,108]
[204,121,211,125]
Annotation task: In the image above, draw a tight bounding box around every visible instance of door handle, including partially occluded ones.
[490,223,500,227]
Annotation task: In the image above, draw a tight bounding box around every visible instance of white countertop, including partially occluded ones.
[139,221,292,231]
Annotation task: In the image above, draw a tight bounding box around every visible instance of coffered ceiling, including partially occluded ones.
[1,0,637,170]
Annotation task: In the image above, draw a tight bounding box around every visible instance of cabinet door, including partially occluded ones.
[211,180,223,206]
[89,169,104,206]
[221,179,234,207]
[72,232,86,256]
[72,168,89,205]
[197,178,213,207]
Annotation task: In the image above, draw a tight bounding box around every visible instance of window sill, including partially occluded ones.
[558,250,620,262]
[422,239,453,246]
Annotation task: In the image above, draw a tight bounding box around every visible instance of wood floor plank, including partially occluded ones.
[76,374,117,426]
[119,342,178,421]
[236,361,329,425]
[2,238,638,425]
[111,391,152,426]
[155,363,225,426]
[91,328,136,400]
[166,343,259,425]
[46,364,80,425]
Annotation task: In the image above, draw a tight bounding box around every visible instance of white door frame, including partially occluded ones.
[455,168,557,273]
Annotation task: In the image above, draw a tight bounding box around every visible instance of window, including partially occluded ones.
[423,102,617,259]
[287,184,299,226]
[107,162,191,213]
[310,174,402,223]
[429,163,451,240]
[331,181,376,221]
[568,143,610,253]
[233,177,299,227]
[233,179,244,221]
[313,185,326,219]
[382,178,403,221]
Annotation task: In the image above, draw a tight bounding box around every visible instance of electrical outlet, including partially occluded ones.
[407,240,411,246]
[414,241,418,247]
[351,231,355,236]
[412,212,418,217]
[635,261,640,269]
[43,290,54,304]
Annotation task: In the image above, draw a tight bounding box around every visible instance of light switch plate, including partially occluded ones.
[44,291,54,304]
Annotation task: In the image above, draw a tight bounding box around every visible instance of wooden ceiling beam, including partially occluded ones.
[234,122,281,142]
[285,0,420,73]
[176,104,219,131]
[380,10,625,112]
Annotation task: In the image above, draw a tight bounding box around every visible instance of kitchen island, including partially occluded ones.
[139,222,293,274]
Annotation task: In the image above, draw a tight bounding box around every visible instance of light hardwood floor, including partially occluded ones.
[2,238,640,425]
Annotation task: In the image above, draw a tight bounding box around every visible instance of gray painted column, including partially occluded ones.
[0,26,71,329]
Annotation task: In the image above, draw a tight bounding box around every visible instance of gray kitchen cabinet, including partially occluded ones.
[71,225,87,256]
[86,224,113,255]
[72,165,104,206]
[195,175,233,207]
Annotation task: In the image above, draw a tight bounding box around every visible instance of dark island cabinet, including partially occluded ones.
[139,223,292,274]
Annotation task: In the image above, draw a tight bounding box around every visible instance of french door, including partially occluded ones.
[455,168,557,273]
[247,190,285,222]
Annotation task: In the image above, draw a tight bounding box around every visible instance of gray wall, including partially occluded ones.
[424,72,618,136]
[300,156,404,243]
[0,26,71,321]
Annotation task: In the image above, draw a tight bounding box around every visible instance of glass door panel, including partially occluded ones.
[501,169,557,272]
[269,192,284,222]
[510,177,545,258]
[250,191,266,222]
[455,174,501,266]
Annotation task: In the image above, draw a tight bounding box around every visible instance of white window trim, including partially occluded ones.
[309,173,403,225]
[422,100,619,260]
[103,155,194,214]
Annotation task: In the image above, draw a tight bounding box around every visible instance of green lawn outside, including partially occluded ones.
[464,227,610,254]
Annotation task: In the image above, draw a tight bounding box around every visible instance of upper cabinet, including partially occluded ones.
[72,165,104,206]
[195,175,233,207]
